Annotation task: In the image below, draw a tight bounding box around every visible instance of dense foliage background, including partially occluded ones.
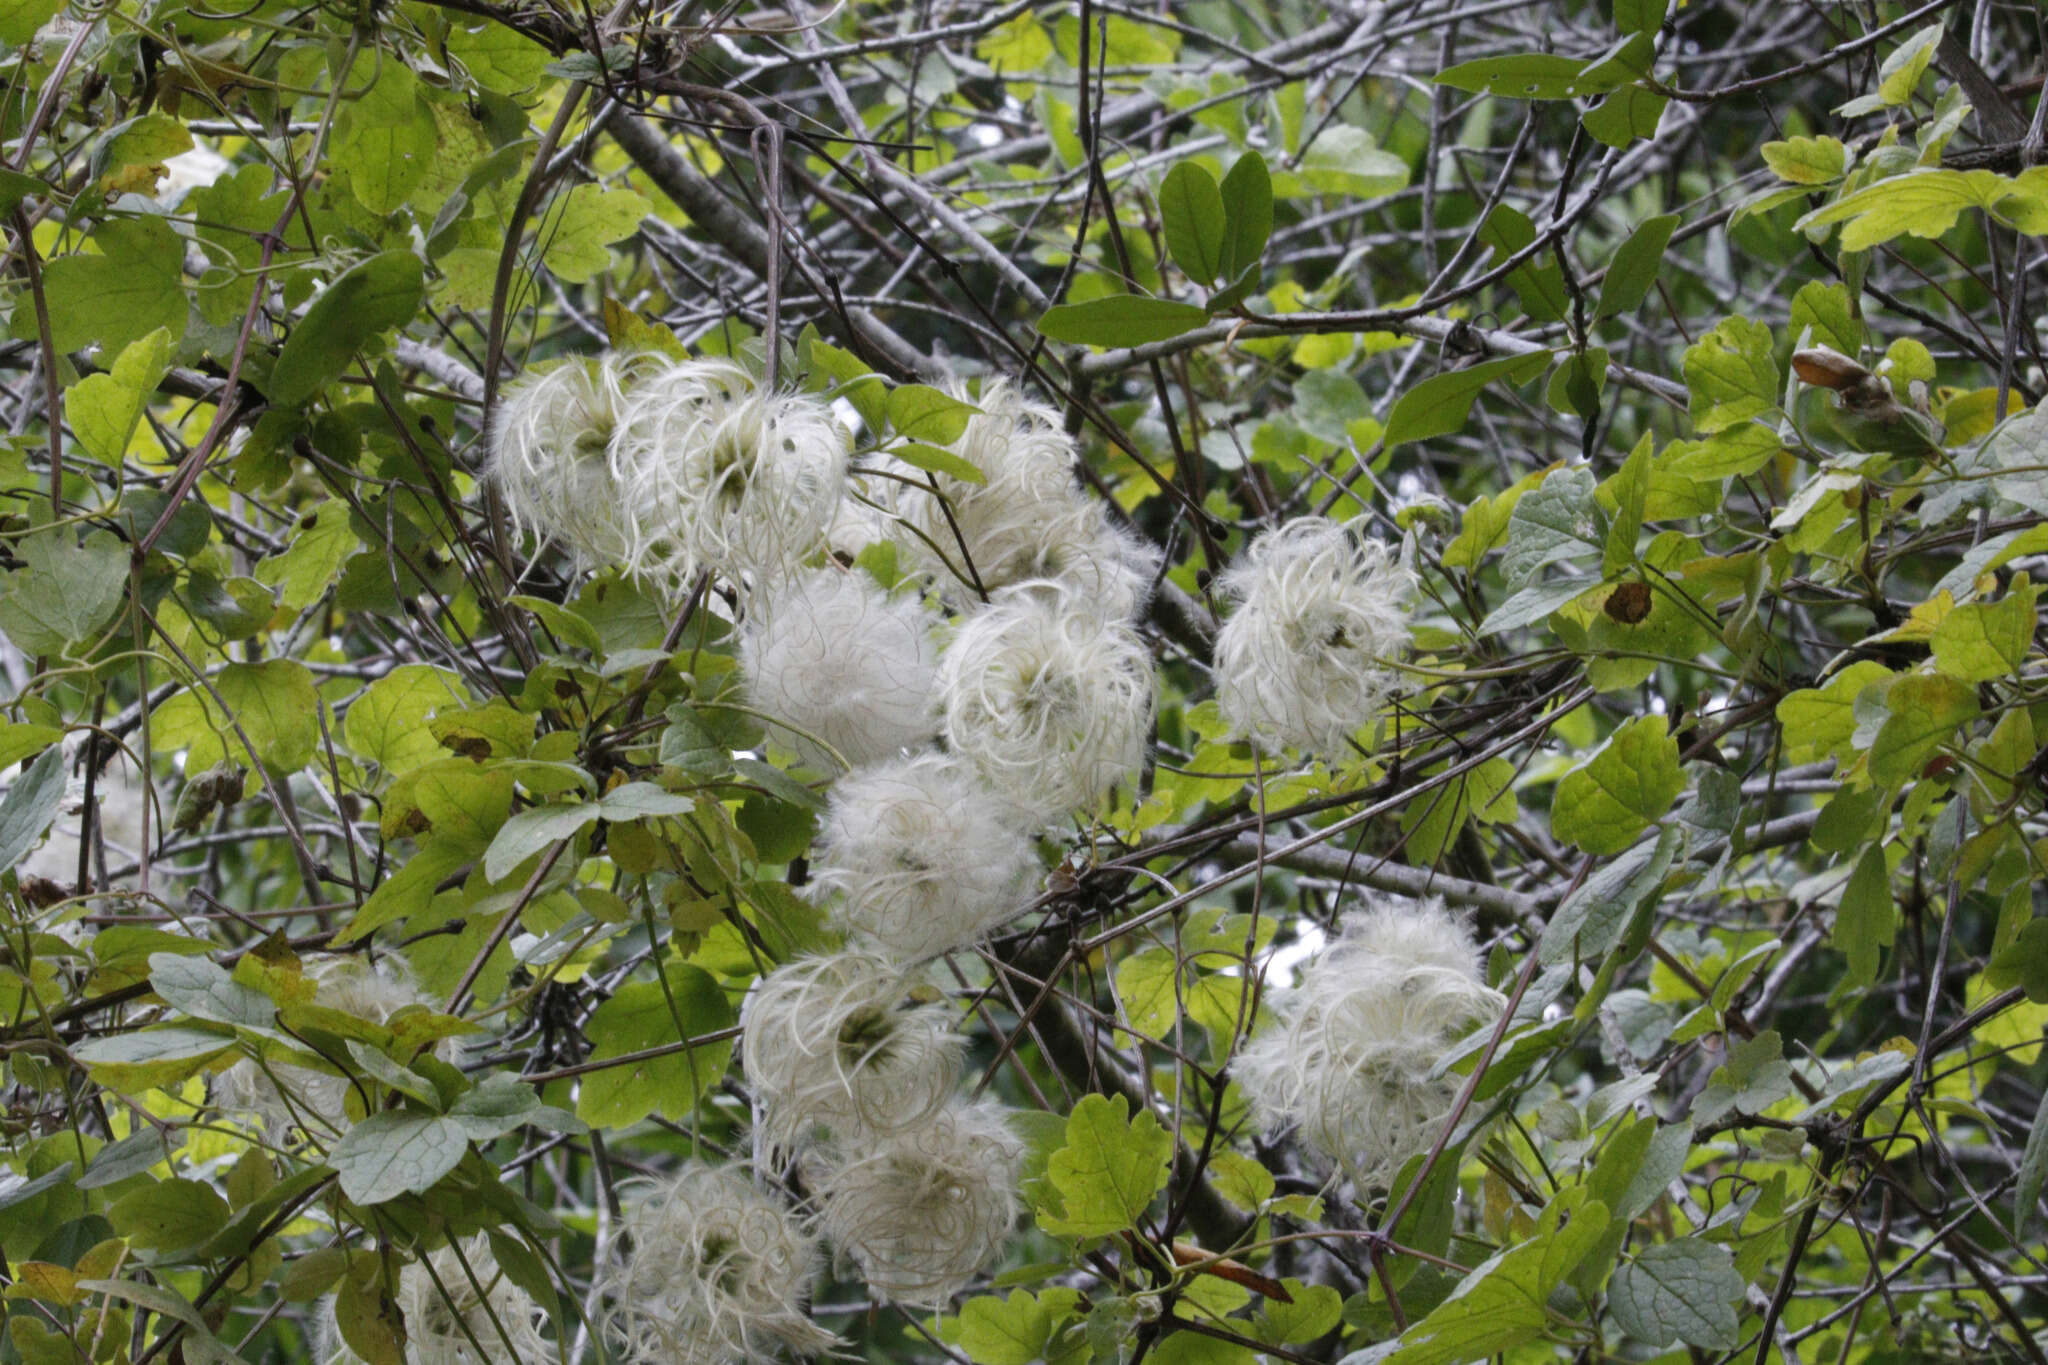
[6,0,2048,1361]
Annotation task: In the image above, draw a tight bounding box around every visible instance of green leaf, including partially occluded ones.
[1479,576,1599,636]
[950,1289,1085,1365]
[267,251,426,408]
[214,660,320,772]
[1931,581,2037,681]
[1255,1280,1342,1345]
[1614,0,1668,33]
[894,440,989,486]
[1547,347,1608,420]
[1774,660,1892,766]
[72,1025,238,1093]
[1541,824,1679,964]
[149,953,274,1028]
[1789,281,1864,357]
[1036,1093,1173,1239]
[1384,352,1550,448]
[1794,167,2048,252]
[1387,1190,1612,1365]
[538,185,650,284]
[108,1178,230,1254]
[1989,919,2048,1003]
[0,0,61,44]
[1272,125,1408,199]
[397,760,513,851]
[574,971,736,1128]
[1436,52,1601,99]
[1868,671,1980,784]
[660,703,731,777]
[34,216,187,355]
[0,528,127,656]
[1205,1150,1275,1210]
[510,596,604,655]
[1683,315,1778,434]
[66,327,173,466]
[1398,756,1517,866]
[1594,214,1677,321]
[2013,1083,2048,1235]
[334,64,431,214]
[345,665,470,774]
[1217,151,1273,282]
[1874,22,1941,107]
[1762,136,1848,185]
[977,14,1055,75]
[1609,1239,1745,1350]
[1159,161,1229,286]
[1662,423,1780,479]
[1500,466,1603,588]
[1479,205,1566,324]
[446,1072,584,1140]
[1602,433,1651,575]
[1551,715,1684,856]
[1581,84,1667,148]
[1037,296,1210,347]
[888,383,979,445]
[1836,844,1893,990]
[446,19,554,91]
[252,503,356,611]
[483,801,599,882]
[76,1278,251,1365]
[78,1131,179,1190]
[0,743,67,872]
[1693,1029,1794,1123]
[327,1111,469,1205]
[336,837,469,944]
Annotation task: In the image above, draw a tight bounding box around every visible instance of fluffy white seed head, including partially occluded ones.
[810,1097,1023,1307]
[807,750,1038,962]
[891,383,1125,607]
[738,567,939,773]
[985,497,1163,623]
[1214,517,1416,758]
[739,950,963,1153]
[937,587,1154,819]
[322,1237,547,1365]
[487,351,660,569]
[826,484,895,560]
[212,955,426,1141]
[609,358,849,594]
[598,1163,839,1365]
[1231,899,1505,1188]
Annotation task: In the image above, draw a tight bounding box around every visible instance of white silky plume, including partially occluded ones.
[807,750,1037,962]
[986,497,1163,623]
[212,955,426,1141]
[597,1163,839,1365]
[810,1097,1023,1307]
[739,950,963,1152]
[486,351,659,569]
[1231,899,1506,1188]
[609,358,849,594]
[892,382,1157,616]
[1213,516,1416,758]
[936,586,1153,819]
[738,567,939,773]
[321,1237,546,1365]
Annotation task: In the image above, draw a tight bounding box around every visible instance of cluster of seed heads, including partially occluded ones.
[489,353,1435,1349]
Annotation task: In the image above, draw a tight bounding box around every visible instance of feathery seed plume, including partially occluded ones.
[807,750,1038,961]
[738,567,939,773]
[598,1163,839,1365]
[1214,516,1415,758]
[1231,899,1505,1188]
